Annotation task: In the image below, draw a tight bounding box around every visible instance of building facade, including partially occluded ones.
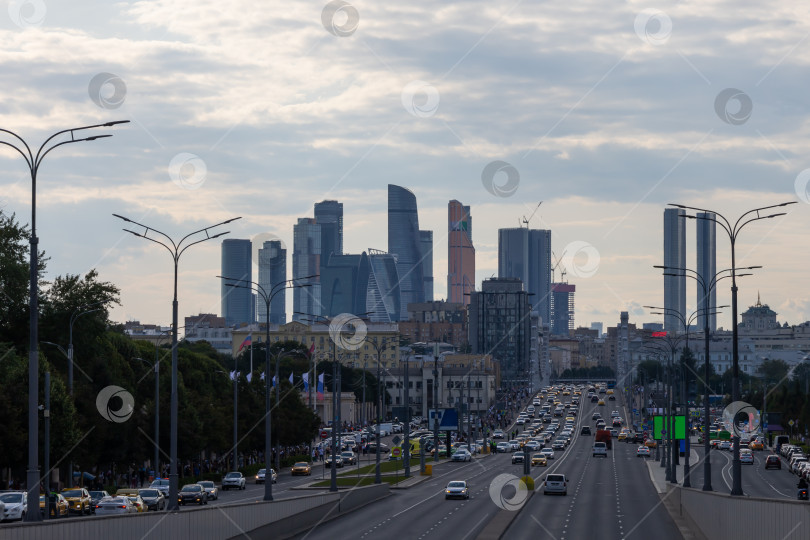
[314,200,343,279]
[498,227,552,324]
[447,200,475,306]
[663,208,686,332]
[257,240,287,324]
[221,238,254,327]
[550,282,575,336]
[292,218,321,321]
[399,301,468,349]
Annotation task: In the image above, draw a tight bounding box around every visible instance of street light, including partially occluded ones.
[1,120,129,521]
[669,201,795,495]
[114,213,240,511]
[655,264,757,491]
[220,276,313,501]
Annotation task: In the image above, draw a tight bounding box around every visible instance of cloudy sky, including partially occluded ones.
[2,0,809,333]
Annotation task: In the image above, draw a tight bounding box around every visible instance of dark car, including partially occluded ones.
[580,426,591,435]
[89,490,110,513]
[178,484,208,505]
[765,455,781,470]
[138,489,165,511]
[366,443,390,453]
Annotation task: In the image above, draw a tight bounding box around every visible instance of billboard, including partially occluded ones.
[653,415,686,440]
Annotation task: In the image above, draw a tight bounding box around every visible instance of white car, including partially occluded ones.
[493,430,505,439]
[496,442,510,453]
[255,469,277,484]
[0,491,26,521]
[149,478,170,497]
[222,471,246,490]
[94,496,136,515]
[543,474,568,495]
[198,480,220,499]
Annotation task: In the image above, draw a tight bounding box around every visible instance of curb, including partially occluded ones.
[475,491,535,540]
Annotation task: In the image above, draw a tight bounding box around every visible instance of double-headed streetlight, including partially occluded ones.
[114,214,240,511]
[2,120,129,521]
[669,201,795,495]
[655,264,757,491]
[220,276,314,501]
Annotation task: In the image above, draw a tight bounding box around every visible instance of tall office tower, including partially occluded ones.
[550,283,576,336]
[314,200,343,273]
[320,250,403,322]
[469,278,531,388]
[663,208,686,333]
[257,240,287,324]
[498,227,552,323]
[388,185,425,319]
[365,249,403,323]
[696,212,717,332]
[221,239,254,327]
[292,217,321,322]
[419,230,434,302]
[448,200,475,306]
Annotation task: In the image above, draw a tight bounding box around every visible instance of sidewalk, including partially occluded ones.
[645,451,700,540]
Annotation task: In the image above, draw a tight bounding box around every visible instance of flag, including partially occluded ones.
[260,372,265,381]
[303,373,309,392]
[308,342,315,357]
[229,371,240,381]
[652,331,667,337]
[246,372,252,383]
[317,373,324,400]
[272,375,277,387]
[238,334,252,352]
[289,372,294,385]
[229,370,235,381]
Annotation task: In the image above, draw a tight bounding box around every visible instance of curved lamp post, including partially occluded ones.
[1,120,129,521]
[114,213,240,511]
[670,201,795,495]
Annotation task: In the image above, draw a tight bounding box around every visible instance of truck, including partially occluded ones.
[595,429,612,450]
[377,423,393,437]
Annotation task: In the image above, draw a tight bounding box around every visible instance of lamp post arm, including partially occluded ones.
[0,140,33,168]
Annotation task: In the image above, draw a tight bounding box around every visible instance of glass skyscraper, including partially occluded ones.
[292,217,321,322]
[221,238,254,327]
[314,200,343,274]
[663,208,686,332]
[388,184,425,319]
[419,230,433,302]
[696,212,717,332]
[257,240,287,324]
[498,227,551,324]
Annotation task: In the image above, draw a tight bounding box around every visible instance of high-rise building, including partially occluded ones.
[257,240,287,324]
[388,185,425,319]
[448,200,475,305]
[469,277,532,388]
[314,200,343,276]
[498,227,551,323]
[419,230,433,302]
[696,212,717,332]
[550,283,575,336]
[366,249,403,322]
[221,239,254,327]
[663,208,686,332]
[590,322,604,337]
[320,250,403,322]
[292,217,321,322]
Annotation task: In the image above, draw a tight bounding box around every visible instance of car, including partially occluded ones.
[750,440,764,451]
[580,426,592,435]
[593,442,608,457]
[94,496,135,515]
[598,400,605,406]
[60,487,92,515]
[367,442,390,453]
[617,432,627,441]
[256,469,277,485]
[127,494,148,512]
[609,428,618,438]
[543,474,567,495]
[525,440,541,452]
[718,440,732,451]
[552,440,566,451]
[493,430,505,439]
[325,454,344,468]
[532,453,548,466]
[88,490,109,513]
[540,448,555,460]
[342,451,358,465]
[222,471,246,490]
[765,455,781,469]
[512,452,526,464]
[508,440,520,451]
[39,493,68,518]
[178,484,208,505]
[150,478,170,497]
[445,480,469,500]
[645,439,658,449]
[0,491,27,522]
[592,413,601,420]
[139,488,166,511]
[452,449,472,462]
[637,446,651,457]
[496,442,510,453]
[292,462,312,476]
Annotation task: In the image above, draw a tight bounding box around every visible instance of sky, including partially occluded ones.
[1,0,809,334]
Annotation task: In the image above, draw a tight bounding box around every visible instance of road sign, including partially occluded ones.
[391,447,402,458]
[392,435,401,446]
[429,408,459,431]
[789,420,795,427]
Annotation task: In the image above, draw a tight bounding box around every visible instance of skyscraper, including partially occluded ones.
[419,230,433,302]
[292,217,321,321]
[257,240,287,324]
[448,200,475,305]
[696,212,717,332]
[221,239,254,327]
[320,250,403,322]
[388,185,425,318]
[498,227,551,323]
[663,208,686,332]
[314,200,343,275]
[550,283,575,336]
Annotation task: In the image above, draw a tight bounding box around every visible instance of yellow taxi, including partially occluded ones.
[562,391,570,396]
[749,439,764,451]
[598,399,605,406]
[61,487,92,515]
[617,432,627,441]
[645,439,658,448]
[291,462,312,476]
[40,493,69,518]
[606,389,614,395]
[532,454,548,466]
[127,494,147,512]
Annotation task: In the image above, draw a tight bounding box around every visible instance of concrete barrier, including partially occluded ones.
[0,485,389,540]
[676,486,810,540]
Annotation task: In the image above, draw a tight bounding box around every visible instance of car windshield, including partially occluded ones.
[62,490,82,497]
[140,490,159,497]
[448,482,465,488]
[152,479,168,486]
[294,462,308,467]
[90,491,106,498]
[225,473,241,478]
[257,469,266,474]
[199,481,214,487]
[181,485,201,492]
[0,493,22,503]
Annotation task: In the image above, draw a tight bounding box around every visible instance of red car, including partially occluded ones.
[765,455,781,470]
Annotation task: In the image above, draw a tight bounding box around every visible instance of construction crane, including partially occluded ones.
[551,250,562,283]
[522,201,543,228]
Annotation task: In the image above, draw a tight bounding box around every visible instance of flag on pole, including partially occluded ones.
[289,372,294,385]
[238,334,252,352]
[317,373,324,400]
[246,372,252,383]
[272,375,277,387]
[260,372,265,381]
[303,373,309,392]
[308,342,316,357]
[229,371,240,381]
